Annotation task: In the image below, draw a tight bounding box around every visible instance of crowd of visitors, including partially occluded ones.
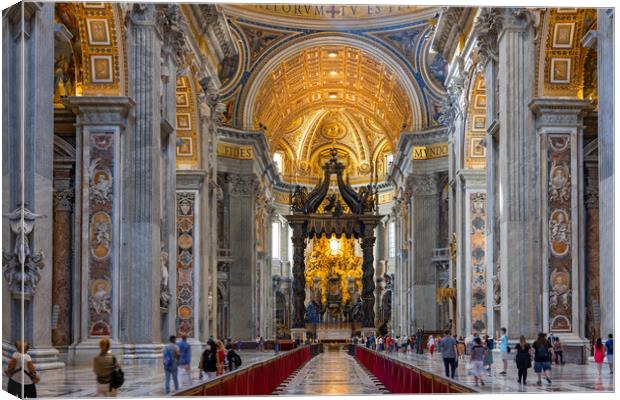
[358,328,614,388]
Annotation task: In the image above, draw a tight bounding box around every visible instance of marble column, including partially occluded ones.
[530,98,591,361]
[122,4,164,358]
[474,9,502,335]
[597,8,614,339]
[290,224,307,331]
[407,174,440,331]
[226,173,258,339]
[63,96,133,364]
[1,2,62,369]
[497,8,541,339]
[361,235,376,329]
[459,171,486,336]
[159,4,185,343]
[52,189,74,348]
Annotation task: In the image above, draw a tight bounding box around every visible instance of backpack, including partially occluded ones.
[163,347,174,370]
[535,344,549,359]
[232,352,242,367]
[110,356,124,389]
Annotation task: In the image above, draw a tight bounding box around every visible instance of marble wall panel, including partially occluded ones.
[470,192,487,333]
[176,191,196,337]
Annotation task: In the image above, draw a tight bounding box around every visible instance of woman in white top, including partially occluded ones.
[428,335,436,356]
[4,340,38,398]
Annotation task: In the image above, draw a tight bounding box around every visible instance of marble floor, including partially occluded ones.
[2,350,277,398]
[274,345,388,395]
[381,349,614,393]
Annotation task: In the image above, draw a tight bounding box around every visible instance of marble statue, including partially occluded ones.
[160,251,171,308]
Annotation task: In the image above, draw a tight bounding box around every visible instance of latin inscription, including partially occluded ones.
[249,4,418,19]
[217,143,254,160]
[411,143,448,160]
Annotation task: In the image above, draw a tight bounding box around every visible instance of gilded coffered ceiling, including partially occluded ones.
[215,4,448,184]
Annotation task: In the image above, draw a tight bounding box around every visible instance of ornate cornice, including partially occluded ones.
[193,4,238,61]
[62,97,134,127]
[431,7,474,61]
[529,98,593,129]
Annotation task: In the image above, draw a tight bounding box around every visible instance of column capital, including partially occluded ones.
[62,96,134,127]
[473,8,503,65]
[53,189,74,212]
[529,98,593,129]
[157,4,188,65]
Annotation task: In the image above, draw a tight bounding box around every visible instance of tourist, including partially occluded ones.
[5,340,39,399]
[457,337,466,361]
[552,337,565,365]
[469,332,479,355]
[177,335,192,386]
[257,336,265,352]
[499,327,509,375]
[483,334,494,375]
[199,340,217,381]
[377,336,384,352]
[594,337,606,375]
[548,331,557,346]
[428,335,436,357]
[226,344,242,372]
[93,338,119,397]
[440,330,458,378]
[163,335,180,394]
[216,340,227,375]
[514,335,532,385]
[467,337,487,386]
[532,332,553,385]
[606,334,614,374]
[236,339,242,352]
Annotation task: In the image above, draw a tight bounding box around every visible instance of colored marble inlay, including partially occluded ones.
[470,192,486,333]
[88,132,115,337]
[176,191,196,337]
[547,134,572,332]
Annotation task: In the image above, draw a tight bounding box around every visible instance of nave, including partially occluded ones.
[274,346,388,395]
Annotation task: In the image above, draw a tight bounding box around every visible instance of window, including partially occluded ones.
[273,152,283,174]
[388,221,396,258]
[272,221,280,258]
[386,153,394,174]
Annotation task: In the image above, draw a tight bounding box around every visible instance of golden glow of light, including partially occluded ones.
[328,92,337,99]
[328,51,338,58]
[329,70,338,76]
[329,236,341,255]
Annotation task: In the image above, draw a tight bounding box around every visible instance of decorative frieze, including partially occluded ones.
[546,134,573,332]
[407,174,437,196]
[87,133,115,337]
[176,191,197,337]
[469,192,487,333]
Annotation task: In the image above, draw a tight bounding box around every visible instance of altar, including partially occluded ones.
[285,149,383,341]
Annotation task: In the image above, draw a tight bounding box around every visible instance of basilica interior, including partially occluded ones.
[1,3,614,390]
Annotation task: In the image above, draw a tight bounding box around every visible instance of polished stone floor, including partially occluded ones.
[274,345,388,395]
[382,349,614,393]
[2,350,276,398]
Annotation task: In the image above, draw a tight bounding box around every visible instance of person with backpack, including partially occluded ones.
[483,334,494,375]
[163,335,180,394]
[5,340,39,399]
[93,338,122,397]
[514,335,532,385]
[177,335,192,386]
[467,337,487,386]
[552,337,564,365]
[605,334,614,375]
[199,340,218,381]
[226,344,242,371]
[532,332,553,385]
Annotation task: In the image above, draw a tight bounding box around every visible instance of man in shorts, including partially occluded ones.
[499,327,509,375]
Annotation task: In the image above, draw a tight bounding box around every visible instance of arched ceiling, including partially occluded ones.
[217,5,448,184]
[253,45,412,145]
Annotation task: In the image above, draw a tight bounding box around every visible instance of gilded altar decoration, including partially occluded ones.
[176,191,196,337]
[88,133,115,337]
[470,192,487,333]
[547,134,573,332]
[305,235,363,318]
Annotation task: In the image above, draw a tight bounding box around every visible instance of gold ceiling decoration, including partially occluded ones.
[464,74,486,169]
[254,45,409,184]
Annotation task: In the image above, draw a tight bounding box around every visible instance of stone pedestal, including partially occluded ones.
[290,328,307,342]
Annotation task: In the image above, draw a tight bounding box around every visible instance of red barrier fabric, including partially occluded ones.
[189,345,314,396]
[354,346,474,394]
